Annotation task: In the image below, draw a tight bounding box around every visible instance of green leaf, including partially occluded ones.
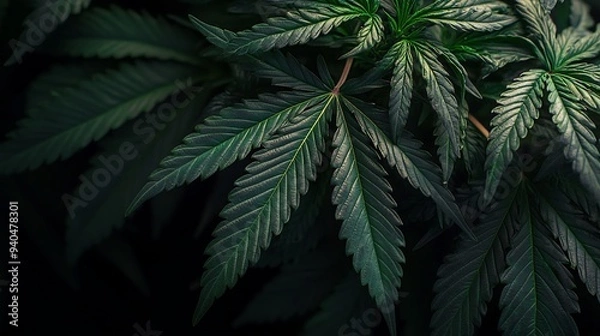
[258,171,331,267]
[192,95,333,324]
[225,6,365,55]
[569,0,594,31]
[424,0,516,32]
[414,41,461,157]
[485,69,546,201]
[127,91,326,215]
[43,5,201,65]
[0,61,202,174]
[65,93,207,263]
[546,75,600,205]
[188,14,236,49]
[234,245,345,326]
[243,50,329,92]
[5,0,92,66]
[539,191,600,302]
[340,14,384,58]
[331,103,404,335]
[388,40,414,142]
[499,191,579,336]
[515,0,558,67]
[435,117,458,183]
[342,97,474,239]
[558,26,600,67]
[431,181,522,336]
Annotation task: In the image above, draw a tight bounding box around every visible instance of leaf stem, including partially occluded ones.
[468,113,490,139]
[333,58,354,94]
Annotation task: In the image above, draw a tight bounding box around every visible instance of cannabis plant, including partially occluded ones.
[1,0,599,335]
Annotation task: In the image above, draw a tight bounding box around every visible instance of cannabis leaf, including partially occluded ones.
[0,61,206,174]
[43,5,202,64]
[499,191,580,336]
[192,94,333,323]
[331,102,404,331]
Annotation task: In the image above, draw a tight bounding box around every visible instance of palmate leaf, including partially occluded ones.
[499,191,579,336]
[331,104,404,335]
[414,41,462,157]
[234,245,345,326]
[126,91,327,214]
[388,40,414,142]
[484,69,546,201]
[192,95,333,324]
[65,93,207,263]
[538,190,600,302]
[5,0,92,65]
[558,26,600,67]
[423,0,516,32]
[546,75,600,205]
[0,61,203,174]
[224,5,366,55]
[342,97,474,239]
[431,181,522,336]
[43,5,201,65]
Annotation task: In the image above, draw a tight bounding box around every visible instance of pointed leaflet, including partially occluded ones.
[43,5,201,65]
[559,26,600,67]
[331,103,405,323]
[499,192,579,336]
[235,245,345,326]
[546,75,600,205]
[65,95,207,263]
[538,190,600,302]
[127,92,326,214]
[484,69,546,201]
[225,5,365,55]
[388,40,414,142]
[187,18,329,92]
[435,117,457,183]
[340,13,384,58]
[192,96,332,324]
[258,171,331,267]
[5,0,91,66]
[342,97,473,238]
[414,41,461,156]
[423,0,516,32]
[431,181,522,336]
[515,0,558,66]
[0,61,203,174]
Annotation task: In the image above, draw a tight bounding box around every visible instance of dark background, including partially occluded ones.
[1,1,600,335]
